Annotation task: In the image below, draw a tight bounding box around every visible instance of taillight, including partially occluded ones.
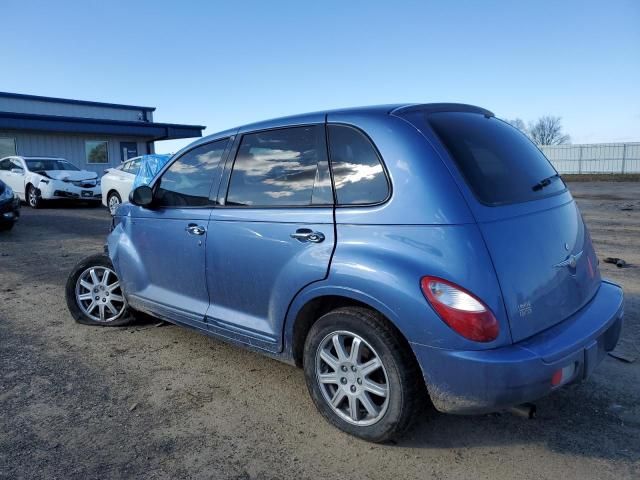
[420,276,499,342]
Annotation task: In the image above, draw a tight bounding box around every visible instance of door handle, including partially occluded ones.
[290,228,325,243]
[185,224,206,236]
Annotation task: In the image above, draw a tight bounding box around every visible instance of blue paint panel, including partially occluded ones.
[207,207,335,352]
[283,223,509,352]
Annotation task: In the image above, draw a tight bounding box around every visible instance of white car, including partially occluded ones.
[0,156,101,208]
[101,156,142,215]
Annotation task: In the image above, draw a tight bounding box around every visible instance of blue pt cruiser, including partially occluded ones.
[66,104,624,442]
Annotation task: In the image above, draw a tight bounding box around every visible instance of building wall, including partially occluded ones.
[0,130,153,174]
[0,97,152,122]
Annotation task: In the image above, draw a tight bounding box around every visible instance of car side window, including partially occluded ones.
[225,125,332,207]
[328,125,389,205]
[5,159,23,171]
[154,139,228,208]
[129,158,142,174]
[123,159,140,174]
[0,159,11,171]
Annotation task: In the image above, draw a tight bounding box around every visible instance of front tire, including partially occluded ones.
[107,191,122,215]
[303,307,421,442]
[65,254,134,326]
[27,185,42,208]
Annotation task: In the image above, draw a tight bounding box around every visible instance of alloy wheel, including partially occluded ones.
[108,194,121,215]
[315,330,390,426]
[75,266,126,323]
[28,187,38,207]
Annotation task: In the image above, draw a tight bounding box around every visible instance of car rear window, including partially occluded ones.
[400,111,566,206]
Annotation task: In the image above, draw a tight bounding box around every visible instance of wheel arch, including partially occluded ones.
[107,189,122,200]
[285,286,411,368]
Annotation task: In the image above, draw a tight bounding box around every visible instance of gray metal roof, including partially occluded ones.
[0,91,156,112]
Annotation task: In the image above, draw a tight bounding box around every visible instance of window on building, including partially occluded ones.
[0,137,17,158]
[155,139,229,207]
[328,125,389,205]
[226,126,331,207]
[85,140,109,164]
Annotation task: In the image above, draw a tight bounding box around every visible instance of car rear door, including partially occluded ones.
[116,139,231,330]
[206,120,335,352]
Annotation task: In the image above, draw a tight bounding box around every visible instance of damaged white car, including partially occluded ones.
[0,156,101,208]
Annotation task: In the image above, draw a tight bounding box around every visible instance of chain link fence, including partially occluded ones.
[540,143,640,174]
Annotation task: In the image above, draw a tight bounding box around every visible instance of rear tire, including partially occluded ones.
[107,191,122,215]
[303,307,421,442]
[65,254,134,327]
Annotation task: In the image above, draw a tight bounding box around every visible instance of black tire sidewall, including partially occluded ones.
[303,308,416,442]
[65,254,132,327]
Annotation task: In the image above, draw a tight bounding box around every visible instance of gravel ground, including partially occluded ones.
[1,183,639,480]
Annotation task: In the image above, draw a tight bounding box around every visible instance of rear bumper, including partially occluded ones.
[412,280,624,414]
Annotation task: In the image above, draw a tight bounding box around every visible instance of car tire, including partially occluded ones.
[0,222,14,231]
[303,307,422,442]
[65,254,134,327]
[27,184,42,209]
[107,191,122,215]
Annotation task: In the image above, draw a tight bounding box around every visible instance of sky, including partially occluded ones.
[2,0,639,153]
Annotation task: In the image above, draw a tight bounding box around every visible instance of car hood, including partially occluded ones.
[40,170,98,181]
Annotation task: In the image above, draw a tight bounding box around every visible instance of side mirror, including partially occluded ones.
[10,168,24,175]
[129,185,154,207]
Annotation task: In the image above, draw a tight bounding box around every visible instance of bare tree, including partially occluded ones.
[527,116,570,145]
[506,118,528,135]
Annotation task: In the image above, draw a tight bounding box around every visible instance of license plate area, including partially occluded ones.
[81,190,93,197]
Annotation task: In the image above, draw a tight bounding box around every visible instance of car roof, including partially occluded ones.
[188,103,492,148]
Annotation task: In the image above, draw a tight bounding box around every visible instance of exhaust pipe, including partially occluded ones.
[508,403,536,419]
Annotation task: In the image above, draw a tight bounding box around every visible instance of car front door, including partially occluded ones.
[206,123,335,352]
[116,139,231,330]
[0,158,26,198]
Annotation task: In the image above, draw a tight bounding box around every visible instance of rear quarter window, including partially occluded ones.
[401,111,566,206]
[328,125,389,205]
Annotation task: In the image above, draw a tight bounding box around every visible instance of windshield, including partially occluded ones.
[26,159,80,172]
[399,111,566,206]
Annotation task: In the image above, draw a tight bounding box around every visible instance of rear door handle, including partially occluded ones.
[290,228,325,243]
[185,223,206,236]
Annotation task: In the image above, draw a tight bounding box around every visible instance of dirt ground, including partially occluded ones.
[1,182,639,480]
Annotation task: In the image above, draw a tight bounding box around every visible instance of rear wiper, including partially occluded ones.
[532,173,561,191]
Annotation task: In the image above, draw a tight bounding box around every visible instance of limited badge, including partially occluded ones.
[518,301,533,317]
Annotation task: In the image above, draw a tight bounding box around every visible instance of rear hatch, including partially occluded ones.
[397,107,601,342]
